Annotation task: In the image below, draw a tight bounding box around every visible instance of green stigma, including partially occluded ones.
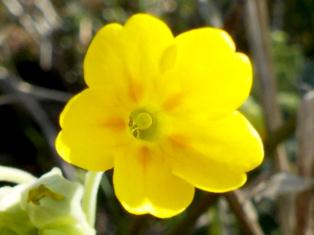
[129,110,157,141]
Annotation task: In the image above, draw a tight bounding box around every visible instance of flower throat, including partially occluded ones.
[129,109,157,141]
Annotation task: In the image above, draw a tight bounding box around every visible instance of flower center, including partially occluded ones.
[129,110,157,141]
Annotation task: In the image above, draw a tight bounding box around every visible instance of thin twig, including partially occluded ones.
[34,0,61,29]
[0,68,75,179]
[245,0,289,170]
[0,94,19,106]
[264,115,296,154]
[245,0,293,234]
[167,193,218,235]
[197,0,223,28]
[225,191,264,235]
[15,80,71,102]
[128,215,151,235]
[1,0,40,42]
[295,91,314,235]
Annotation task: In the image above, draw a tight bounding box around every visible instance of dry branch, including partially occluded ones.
[225,191,264,235]
[245,0,293,234]
[167,193,218,235]
[0,68,75,179]
[295,92,314,235]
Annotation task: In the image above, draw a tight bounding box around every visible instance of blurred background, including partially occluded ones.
[0,0,313,234]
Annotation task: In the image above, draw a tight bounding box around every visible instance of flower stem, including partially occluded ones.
[0,165,36,184]
[82,171,103,227]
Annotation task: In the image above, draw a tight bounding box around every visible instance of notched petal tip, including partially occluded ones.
[219,29,236,51]
[83,23,124,88]
[125,13,169,29]
[236,112,265,172]
[113,148,195,219]
[198,172,248,193]
[120,197,193,219]
[95,23,123,40]
[55,132,68,160]
[160,44,177,73]
[174,27,236,52]
[55,130,114,172]
[58,93,81,128]
[235,52,253,81]
[165,111,264,194]
[124,13,173,42]
[125,13,157,22]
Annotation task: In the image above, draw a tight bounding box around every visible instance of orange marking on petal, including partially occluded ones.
[103,117,126,130]
[138,146,151,172]
[169,134,189,149]
[162,93,184,111]
[128,80,143,103]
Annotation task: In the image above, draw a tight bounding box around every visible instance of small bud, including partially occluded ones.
[21,168,95,235]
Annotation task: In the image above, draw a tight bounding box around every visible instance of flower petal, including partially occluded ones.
[160,28,252,119]
[56,89,129,171]
[113,144,194,218]
[84,14,173,104]
[84,23,124,88]
[162,111,264,192]
[122,14,174,82]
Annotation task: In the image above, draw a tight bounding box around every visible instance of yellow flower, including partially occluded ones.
[56,14,264,218]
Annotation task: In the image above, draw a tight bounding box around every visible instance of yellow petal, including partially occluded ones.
[160,28,252,119]
[56,89,130,171]
[122,14,174,82]
[162,111,264,192]
[113,143,194,218]
[84,23,124,88]
[84,14,174,105]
